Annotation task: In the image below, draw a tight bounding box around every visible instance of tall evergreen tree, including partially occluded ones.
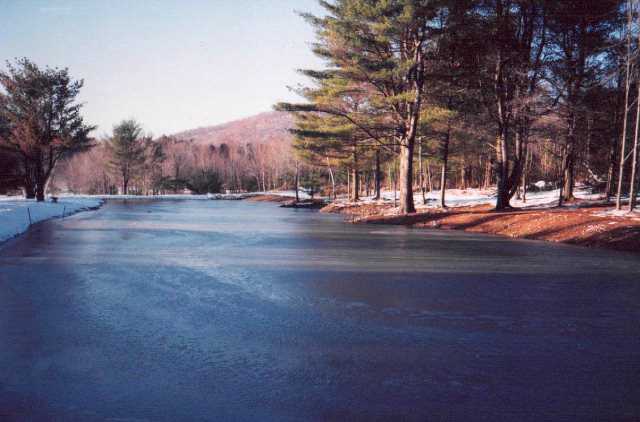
[473,0,549,209]
[279,0,440,214]
[279,74,387,201]
[421,0,482,208]
[546,0,622,205]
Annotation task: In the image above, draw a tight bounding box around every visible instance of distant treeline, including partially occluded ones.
[57,128,295,195]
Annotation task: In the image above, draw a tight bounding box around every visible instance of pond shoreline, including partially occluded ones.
[319,200,640,254]
[7,193,638,254]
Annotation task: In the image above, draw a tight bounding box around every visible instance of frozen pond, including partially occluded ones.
[1,200,639,421]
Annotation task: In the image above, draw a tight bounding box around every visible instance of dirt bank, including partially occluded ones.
[246,194,294,203]
[248,194,327,209]
[322,201,640,253]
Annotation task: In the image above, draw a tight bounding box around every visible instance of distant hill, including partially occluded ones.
[172,111,294,146]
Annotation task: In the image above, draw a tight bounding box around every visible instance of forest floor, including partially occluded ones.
[320,194,640,253]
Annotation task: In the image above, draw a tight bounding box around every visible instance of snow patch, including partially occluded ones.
[593,208,640,221]
[258,190,312,200]
[0,197,103,243]
[332,186,607,213]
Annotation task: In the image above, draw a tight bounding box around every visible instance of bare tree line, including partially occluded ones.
[55,129,297,195]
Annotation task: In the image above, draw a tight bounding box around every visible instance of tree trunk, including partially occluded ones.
[21,156,35,199]
[561,113,576,203]
[493,27,511,211]
[606,134,618,201]
[374,150,381,200]
[495,129,511,210]
[563,155,575,201]
[460,162,467,190]
[440,163,447,208]
[558,144,568,207]
[483,157,492,190]
[36,183,45,202]
[34,156,46,202]
[616,2,633,210]
[439,129,450,208]
[522,148,531,203]
[629,70,640,211]
[294,161,300,203]
[350,148,359,202]
[35,174,45,202]
[350,168,359,202]
[326,157,336,201]
[393,160,398,208]
[23,171,36,199]
[398,140,415,214]
[23,184,35,199]
[347,168,350,200]
[418,138,426,204]
[365,171,370,197]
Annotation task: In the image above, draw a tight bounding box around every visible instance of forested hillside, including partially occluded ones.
[51,112,296,195]
[173,111,293,146]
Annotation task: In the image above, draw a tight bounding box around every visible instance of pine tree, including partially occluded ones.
[546,0,622,205]
[279,73,386,202]
[279,0,441,214]
[0,58,95,201]
[107,119,146,195]
[471,1,549,210]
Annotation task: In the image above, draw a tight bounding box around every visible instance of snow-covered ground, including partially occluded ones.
[593,208,640,221]
[0,197,103,243]
[334,186,607,211]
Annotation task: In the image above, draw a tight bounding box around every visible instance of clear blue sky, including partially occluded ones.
[0,0,323,136]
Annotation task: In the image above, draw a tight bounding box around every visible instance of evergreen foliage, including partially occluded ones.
[0,58,95,201]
